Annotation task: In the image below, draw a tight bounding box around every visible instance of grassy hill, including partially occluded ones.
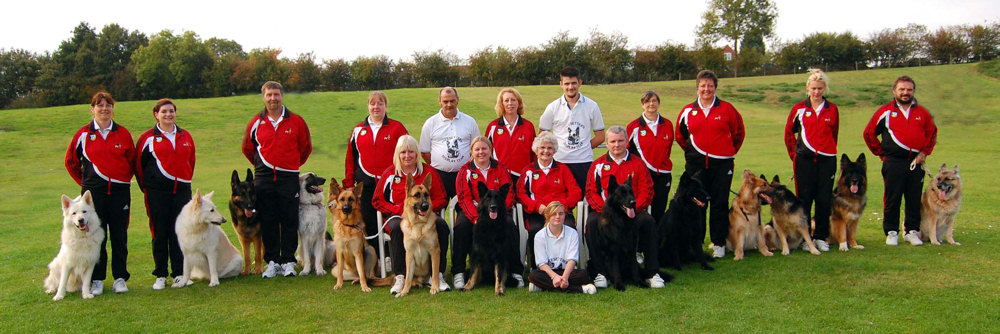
[1,63,997,332]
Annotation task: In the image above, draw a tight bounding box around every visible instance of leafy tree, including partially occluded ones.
[350,55,393,90]
[513,47,548,85]
[866,24,927,68]
[541,32,582,82]
[964,23,1000,61]
[287,52,321,92]
[320,58,352,91]
[132,30,213,99]
[393,60,418,88]
[468,46,515,87]
[697,0,778,77]
[0,49,43,108]
[247,48,289,87]
[36,22,100,106]
[95,24,147,100]
[412,49,459,87]
[925,26,971,64]
[580,30,634,83]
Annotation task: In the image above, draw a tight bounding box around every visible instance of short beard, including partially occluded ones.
[895,96,913,106]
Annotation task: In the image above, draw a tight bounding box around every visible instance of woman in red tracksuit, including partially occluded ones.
[516,131,581,256]
[626,91,674,223]
[486,87,536,185]
[344,91,408,251]
[136,98,196,289]
[65,91,135,295]
[372,135,451,294]
[784,69,838,252]
[451,136,520,289]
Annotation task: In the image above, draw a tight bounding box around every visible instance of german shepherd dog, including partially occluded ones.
[589,175,648,291]
[659,171,714,271]
[395,175,442,297]
[463,183,518,296]
[230,169,263,275]
[45,191,104,301]
[327,181,377,291]
[725,170,774,261]
[762,175,821,256]
[920,164,962,245]
[297,172,328,276]
[830,153,867,251]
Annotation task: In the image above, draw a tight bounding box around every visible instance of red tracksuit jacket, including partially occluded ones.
[585,152,653,213]
[135,125,196,192]
[343,117,407,187]
[486,116,536,176]
[863,100,937,160]
[372,165,448,232]
[65,121,135,191]
[784,98,839,160]
[516,161,582,215]
[676,98,745,165]
[456,160,516,222]
[627,114,674,173]
[241,107,312,179]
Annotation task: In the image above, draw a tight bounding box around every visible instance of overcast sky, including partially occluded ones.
[5,0,998,62]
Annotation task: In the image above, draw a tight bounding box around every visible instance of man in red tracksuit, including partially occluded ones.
[242,81,312,278]
[863,76,937,247]
[584,126,664,289]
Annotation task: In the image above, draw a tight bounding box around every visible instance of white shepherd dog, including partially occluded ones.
[173,190,243,287]
[44,191,104,301]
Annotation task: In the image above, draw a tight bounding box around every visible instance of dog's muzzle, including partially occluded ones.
[211,217,227,225]
[341,205,353,214]
[76,218,90,232]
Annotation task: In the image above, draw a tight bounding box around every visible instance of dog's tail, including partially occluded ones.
[368,276,395,287]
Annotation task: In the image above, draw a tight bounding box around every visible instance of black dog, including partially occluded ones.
[587,175,648,291]
[463,183,518,296]
[230,169,264,275]
[659,171,714,271]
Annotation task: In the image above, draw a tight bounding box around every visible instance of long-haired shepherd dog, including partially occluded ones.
[920,164,962,245]
[173,190,243,287]
[463,183,518,296]
[724,170,774,261]
[328,181,377,291]
[395,175,442,298]
[830,153,867,251]
[761,175,821,256]
[230,169,263,275]
[45,191,104,301]
[590,175,648,291]
[297,172,328,276]
[659,171,714,271]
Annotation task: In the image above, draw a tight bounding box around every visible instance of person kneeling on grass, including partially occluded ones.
[528,202,596,294]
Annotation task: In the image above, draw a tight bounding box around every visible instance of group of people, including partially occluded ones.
[63,65,937,296]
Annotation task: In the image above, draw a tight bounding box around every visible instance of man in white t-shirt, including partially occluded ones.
[420,86,479,198]
[539,67,605,191]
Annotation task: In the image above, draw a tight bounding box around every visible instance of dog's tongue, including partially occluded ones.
[489,212,498,219]
[626,207,636,219]
[244,209,254,218]
[938,190,946,201]
[79,224,89,232]
[851,185,859,194]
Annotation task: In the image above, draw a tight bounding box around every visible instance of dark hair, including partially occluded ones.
[640,91,660,104]
[90,91,116,107]
[560,66,580,79]
[893,75,916,90]
[696,70,718,87]
[152,98,176,114]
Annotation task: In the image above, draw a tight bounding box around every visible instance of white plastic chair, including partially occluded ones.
[366,212,390,278]
[577,200,589,269]
[514,203,528,267]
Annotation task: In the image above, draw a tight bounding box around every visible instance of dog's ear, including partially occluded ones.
[940,163,947,172]
[841,154,850,169]
[743,169,754,179]
[353,181,364,198]
[422,172,433,191]
[477,182,489,202]
[205,191,215,201]
[245,168,254,183]
[759,174,766,182]
[499,183,510,200]
[81,190,93,207]
[231,170,240,188]
[624,175,633,188]
[856,153,866,168]
[607,174,619,194]
[771,175,780,184]
[329,181,341,198]
[61,194,73,211]
[405,173,415,193]
[194,189,202,205]
[953,165,959,174]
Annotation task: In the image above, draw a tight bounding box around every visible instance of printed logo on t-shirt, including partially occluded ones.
[566,122,585,149]
[445,138,461,162]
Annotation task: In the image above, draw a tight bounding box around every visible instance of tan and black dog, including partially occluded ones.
[328,181,377,291]
[724,170,774,261]
[830,153,867,251]
[229,169,263,275]
[395,175,442,298]
[762,175,821,256]
[920,163,962,245]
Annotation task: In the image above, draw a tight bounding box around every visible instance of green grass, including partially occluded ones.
[2,63,999,332]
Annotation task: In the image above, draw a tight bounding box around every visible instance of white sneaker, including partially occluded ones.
[712,245,726,258]
[528,283,541,293]
[112,278,128,293]
[281,262,297,277]
[815,239,830,252]
[262,261,280,278]
[801,242,810,251]
[886,231,899,246]
[90,280,104,295]
[647,273,665,288]
[593,274,608,288]
[512,273,525,288]
[173,276,193,286]
[390,275,405,295]
[452,273,466,290]
[904,230,924,246]
[636,253,645,265]
[582,284,597,295]
[152,277,167,290]
[437,273,451,291]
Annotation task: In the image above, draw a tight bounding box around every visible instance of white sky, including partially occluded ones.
[4,0,998,62]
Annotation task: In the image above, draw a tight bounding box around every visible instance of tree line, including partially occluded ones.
[2,21,999,109]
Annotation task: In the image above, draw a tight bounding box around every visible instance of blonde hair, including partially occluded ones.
[806,68,829,87]
[392,135,423,176]
[261,81,283,94]
[542,201,566,223]
[494,88,524,117]
[470,136,493,154]
[368,91,387,106]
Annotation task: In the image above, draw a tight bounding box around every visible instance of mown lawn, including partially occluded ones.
[1,63,997,332]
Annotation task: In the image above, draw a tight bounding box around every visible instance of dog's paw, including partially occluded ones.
[171,279,188,288]
[810,249,821,255]
[333,282,343,290]
[361,286,371,293]
[761,250,774,257]
[951,241,961,246]
[82,293,94,299]
[209,280,219,287]
[853,244,865,250]
[240,270,249,276]
[781,250,790,256]
[614,284,626,291]
[429,288,439,295]
[701,264,714,271]
[840,243,849,251]
[299,269,311,276]
[395,291,408,298]
[44,287,55,294]
[315,269,327,276]
[931,240,942,246]
[52,294,65,301]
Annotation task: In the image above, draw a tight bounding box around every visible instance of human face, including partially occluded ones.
[697,79,716,104]
[606,131,627,159]
[642,97,660,116]
[263,88,283,113]
[502,92,520,117]
[155,103,177,129]
[90,99,114,125]
[560,76,581,99]
[807,80,826,102]
[399,148,417,170]
[439,90,458,115]
[472,141,491,166]
[534,140,555,165]
[893,81,915,105]
[548,207,566,227]
[368,98,386,123]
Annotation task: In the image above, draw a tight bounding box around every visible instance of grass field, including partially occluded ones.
[1,63,998,332]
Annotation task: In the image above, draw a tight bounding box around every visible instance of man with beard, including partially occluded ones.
[539,67,606,191]
[863,76,937,247]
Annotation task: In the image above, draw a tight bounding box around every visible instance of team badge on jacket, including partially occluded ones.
[497,129,504,135]
[640,130,647,136]
[156,137,163,142]
[360,129,367,136]
[394,176,401,183]
[603,164,611,171]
